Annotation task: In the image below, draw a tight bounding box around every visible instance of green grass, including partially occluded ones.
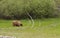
[0,18,60,38]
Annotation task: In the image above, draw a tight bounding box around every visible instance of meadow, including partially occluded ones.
[0,0,60,38]
[0,18,60,38]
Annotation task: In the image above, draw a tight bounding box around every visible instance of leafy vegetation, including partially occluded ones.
[0,0,57,19]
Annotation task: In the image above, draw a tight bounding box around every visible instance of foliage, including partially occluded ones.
[0,0,57,19]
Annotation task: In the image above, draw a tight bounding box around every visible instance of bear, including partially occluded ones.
[12,20,23,27]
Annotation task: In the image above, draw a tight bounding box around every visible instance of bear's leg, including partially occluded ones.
[20,24,23,26]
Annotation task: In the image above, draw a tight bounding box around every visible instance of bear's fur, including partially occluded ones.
[12,20,23,27]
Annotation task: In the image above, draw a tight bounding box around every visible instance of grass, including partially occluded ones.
[0,18,60,38]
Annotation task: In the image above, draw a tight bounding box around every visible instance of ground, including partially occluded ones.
[0,18,60,38]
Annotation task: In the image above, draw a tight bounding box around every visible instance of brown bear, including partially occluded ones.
[12,20,23,27]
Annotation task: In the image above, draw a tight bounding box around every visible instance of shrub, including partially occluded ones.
[0,0,57,19]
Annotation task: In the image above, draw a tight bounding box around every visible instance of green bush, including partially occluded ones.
[0,0,57,19]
